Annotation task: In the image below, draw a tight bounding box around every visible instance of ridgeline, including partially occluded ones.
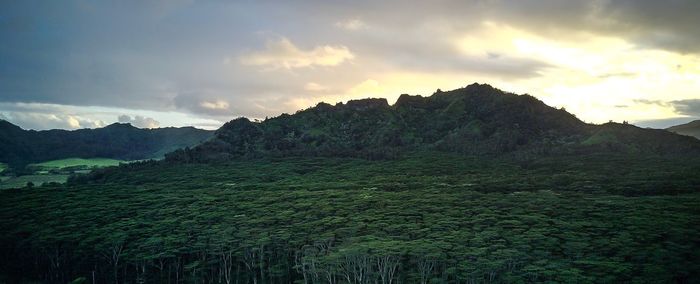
[0,121,213,171]
[167,83,700,163]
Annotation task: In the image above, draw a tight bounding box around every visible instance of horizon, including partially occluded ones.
[2,1,700,130]
[1,82,698,131]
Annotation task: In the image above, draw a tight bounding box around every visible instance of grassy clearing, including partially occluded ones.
[29,158,124,170]
[0,174,69,189]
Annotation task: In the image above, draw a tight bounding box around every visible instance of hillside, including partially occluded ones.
[0,121,213,170]
[2,83,700,283]
[667,119,700,139]
[167,83,700,163]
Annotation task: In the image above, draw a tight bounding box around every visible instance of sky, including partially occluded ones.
[1,0,699,130]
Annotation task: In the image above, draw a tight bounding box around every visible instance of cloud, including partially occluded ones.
[239,37,354,69]
[117,115,160,128]
[335,19,367,31]
[304,82,329,92]
[0,102,223,130]
[0,111,105,130]
[199,100,230,111]
[633,99,668,106]
[670,99,700,116]
[173,92,236,117]
[632,99,700,118]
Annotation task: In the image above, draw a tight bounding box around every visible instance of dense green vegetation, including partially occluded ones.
[1,153,699,283]
[29,158,125,171]
[0,120,212,171]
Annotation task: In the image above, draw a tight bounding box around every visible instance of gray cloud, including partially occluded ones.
[670,99,700,116]
[117,115,160,129]
[633,99,668,106]
[633,99,700,117]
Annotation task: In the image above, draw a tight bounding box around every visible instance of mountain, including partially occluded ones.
[667,120,700,139]
[166,83,700,163]
[0,121,213,169]
[5,83,700,284]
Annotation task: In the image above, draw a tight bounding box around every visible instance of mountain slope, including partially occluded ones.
[667,120,700,139]
[0,121,213,169]
[167,83,700,163]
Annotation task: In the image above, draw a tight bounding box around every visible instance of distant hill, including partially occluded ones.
[166,83,700,163]
[667,120,700,139]
[0,121,213,169]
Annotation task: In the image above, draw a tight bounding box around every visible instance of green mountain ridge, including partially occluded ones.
[166,83,700,163]
[0,121,214,170]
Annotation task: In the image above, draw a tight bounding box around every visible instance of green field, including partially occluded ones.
[29,158,124,170]
[0,158,125,189]
[0,174,69,189]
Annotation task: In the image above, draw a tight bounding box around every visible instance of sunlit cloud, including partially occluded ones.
[118,115,160,129]
[239,37,354,70]
[304,82,330,92]
[200,100,230,111]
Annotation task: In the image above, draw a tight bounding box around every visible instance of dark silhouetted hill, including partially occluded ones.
[667,120,700,139]
[166,83,700,163]
[0,121,213,169]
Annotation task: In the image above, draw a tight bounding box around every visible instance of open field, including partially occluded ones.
[29,158,124,170]
[0,174,69,189]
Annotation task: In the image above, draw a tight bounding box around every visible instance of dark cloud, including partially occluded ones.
[633,98,700,118]
[601,0,700,53]
[670,99,700,116]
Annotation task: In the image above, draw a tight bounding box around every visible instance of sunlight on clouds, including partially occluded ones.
[452,21,700,123]
[304,82,329,92]
[0,102,224,130]
[200,100,230,110]
[240,37,354,69]
[66,116,81,128]
[289,73,501,112]
[0,110,106,130]
[346,79,381,97]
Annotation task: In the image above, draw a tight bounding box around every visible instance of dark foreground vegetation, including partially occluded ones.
[2,153,699,283]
